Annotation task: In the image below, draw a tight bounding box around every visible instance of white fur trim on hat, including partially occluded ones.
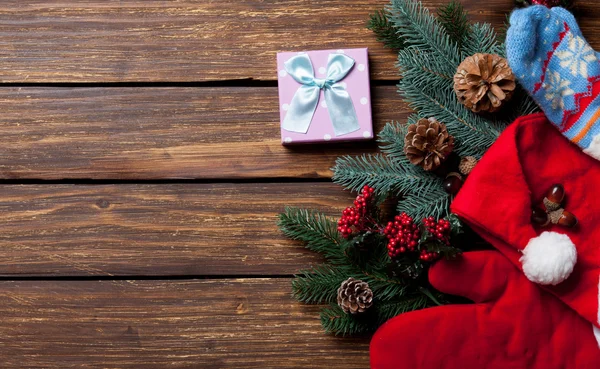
[520,231,577,285]
[584,133,600,161]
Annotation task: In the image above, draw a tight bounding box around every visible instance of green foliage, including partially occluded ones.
[437,0,470,48]
[278,207,347,265]
[292,265,347,304]
[376,294,434,321]
[462,23,505,57]
[334,0,541,221]
[447,213,465,239]
[367,9,406,50]
[388,0,461,66]
[333,153,443,197]
[320,304,374,336]
[320,294,436,336]
[424,242,463,259]
[281,205,455,335]
[397,188,450,221]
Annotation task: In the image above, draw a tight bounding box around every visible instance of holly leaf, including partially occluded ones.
[446,213,464,239]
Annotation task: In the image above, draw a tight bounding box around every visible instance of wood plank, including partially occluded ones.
[0,183,357,277]
[0,86,406,180]
[0,279,370,368]
[0,0,522,83]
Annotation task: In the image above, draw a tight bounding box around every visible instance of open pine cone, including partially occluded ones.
[337,277,373,314]
[453,53,516,113]
[404,118,454,171]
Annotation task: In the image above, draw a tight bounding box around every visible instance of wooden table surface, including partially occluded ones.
[2,1,600,367]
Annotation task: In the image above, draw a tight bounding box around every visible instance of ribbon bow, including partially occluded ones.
[282,53,360,136]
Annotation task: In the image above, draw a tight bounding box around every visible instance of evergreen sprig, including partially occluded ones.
[367,9,406,50]
[281,204,455,335]
[278,207,347,265]
[335,0,539,215]
[292,265,347,304]
[320,304,374,336]
[333,153,442,196]
[388,0,461,66]
[320,294,437,336]
[437,0,470,48]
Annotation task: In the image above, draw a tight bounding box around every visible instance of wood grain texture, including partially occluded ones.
[0,0,393,82]
[0,183,357,277]
[0,86,406,180]
[0,0,521,83]
[0,279,370,368]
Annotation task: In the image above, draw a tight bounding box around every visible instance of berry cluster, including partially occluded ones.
[337,185,376,238]
[419,249,440,262]
[423,217,451,245]
[419,217,452,262]
[383,213,421,258]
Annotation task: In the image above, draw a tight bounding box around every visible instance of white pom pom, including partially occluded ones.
[520,231,577,285]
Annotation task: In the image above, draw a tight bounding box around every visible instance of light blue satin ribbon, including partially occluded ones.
[282,53,360,136]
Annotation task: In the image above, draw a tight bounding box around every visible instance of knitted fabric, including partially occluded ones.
[506,6,600,160]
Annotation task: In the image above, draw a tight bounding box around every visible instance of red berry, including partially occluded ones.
[386,213,421,259]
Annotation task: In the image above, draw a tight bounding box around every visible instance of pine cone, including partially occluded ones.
[337,277,373,314]
[458,156,478,176]
[404,118,454,171]
[454,53,516,113]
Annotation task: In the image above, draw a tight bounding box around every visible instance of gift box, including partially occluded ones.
[276,48,373,144]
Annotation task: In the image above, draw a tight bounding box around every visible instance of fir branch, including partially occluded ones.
[320,294,439,335]
[367,9,406,50]
[359,270,409,302]
[344,232,389,270]
[375,295,432,324]
[397,187,451,221]
[278,207,347,264]
[377,120,409,162]
[388,0,461,66]
[424,242,463,259]
[397,49,455,86]
[399,70,503,157]
[396,48,506,157]
[320,304,373,336]
[462,23,504,57]
[332,154,444,199]
[437,0,470,49]
[292,265,348,304]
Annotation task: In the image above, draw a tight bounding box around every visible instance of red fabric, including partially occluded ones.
[370,251,600,369]
[451,113,600,328]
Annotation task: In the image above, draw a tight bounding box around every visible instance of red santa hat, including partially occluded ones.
[451,113,600,330]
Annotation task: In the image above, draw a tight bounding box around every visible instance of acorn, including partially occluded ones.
[531,206,550,227]
[549,208,578,228]
[543,184,565,212]
[443,172,463,195]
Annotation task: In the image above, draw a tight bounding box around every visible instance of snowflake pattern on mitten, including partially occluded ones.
[507,6,600,160]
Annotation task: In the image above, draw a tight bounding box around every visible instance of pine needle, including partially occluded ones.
[278,207,348,265]
[437,0,470,49]
[292,265,348,304]
[367,9,406,50]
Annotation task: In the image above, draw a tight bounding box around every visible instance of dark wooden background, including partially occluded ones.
[1,1,599,367]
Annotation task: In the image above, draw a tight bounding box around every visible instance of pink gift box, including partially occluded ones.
[276,48,373,145]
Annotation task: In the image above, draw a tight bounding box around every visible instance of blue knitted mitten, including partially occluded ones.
[506,5,600,160]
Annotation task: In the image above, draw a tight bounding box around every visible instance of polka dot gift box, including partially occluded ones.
[276,48,373,144]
